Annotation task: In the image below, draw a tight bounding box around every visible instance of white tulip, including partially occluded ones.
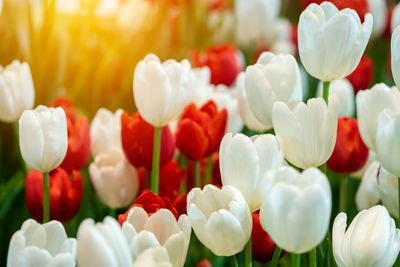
[378,167,399,218]
[355,160,380,211]
[298,2,373,81]
[234,0,281,47]
[356,83,400,151]
[187,67,212,106]
[272,96,339,169]
[236,72,270,132]
[7,219,76,267]
[368,0,387,37]
[260,167,331,253]
[333,205,400,267]
[376,109,400,176]
[220,133,284,211]
[90,108,123,157]
[316,79,355,117]
[392,26,400,89]
[133,54,191,127]
[0,60,35,122]
[77,217,132,267]
[352,150,376,179]
[89,147,139,209]
[187,185,252,256]
[245,52,302,129]
[133,247,172,267]
[392,4,400,32]
[122,207,191,267]
[19,105,68,172]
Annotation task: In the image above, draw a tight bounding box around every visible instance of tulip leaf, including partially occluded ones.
[0,170,25,220]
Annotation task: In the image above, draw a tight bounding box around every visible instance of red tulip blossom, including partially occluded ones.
[176,101,227,161]
[327,117,369,173]
[191,43,242,86]
[25,168,82,222]
[347,56,373,93]
[196,259,212,267]
[121,111,175,170]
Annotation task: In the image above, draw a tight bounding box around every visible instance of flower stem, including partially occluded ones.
[109,208,116,218]
[194,161,201,188]
[292,254,301,267]
[151,127,162,194]
[322,81,330,104]
[204,155,214,185]
[340,176,347,212]
[244,236,252,267]
[230,255,238,267]
[309,247,317,267]
[43,172,49,223]
[270,245,282,267]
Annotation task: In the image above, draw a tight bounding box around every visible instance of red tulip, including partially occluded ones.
[176,100,227,161]
[49,97,77,124]
[118,191,179,225]
[347,56,373,94]
[121,111,175,171]
[191,43,241,86]
[252,212,280,263]
[327,117,369,173]
[25,168,82,222]
[196,259,212,267]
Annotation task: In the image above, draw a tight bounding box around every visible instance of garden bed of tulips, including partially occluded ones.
[2,0,400,266]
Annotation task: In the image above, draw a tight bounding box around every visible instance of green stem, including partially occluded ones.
[309,247,317,267]
[244,236,252,267]
[339,177,347,212]
[151,127,162,194]
[230,255,239,267]
[194,161,201,188]
[322,81,330,104]
[204,155,214,185]
[270,246,282,267]
[43,172,49,223]
[109,208,116,218]
[292,254,301,267]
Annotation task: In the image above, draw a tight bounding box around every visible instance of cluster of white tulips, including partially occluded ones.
[4,0,400,267]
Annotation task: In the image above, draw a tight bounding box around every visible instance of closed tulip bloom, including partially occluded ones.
[333,205,400,267]
[122,207,191,267]
[121,111,175,170]
[7,219,77,267]
[392,26,400,89]
[19,105,68,172]
[176,100,227,161]
[298,2,373,81]
[260,167,332,253]
[355,160,380,210]
[347,56,373,93]
[90,108,123,157]
[317,79,355,117]
[245,52,303,129]
[220,133,284,211]
[378,167,399,218]
[77,217,132,267]
[376,109,400,176]
[134,54,191,127]
[187,185,252,256]
[272,96,339,169]
[0,60,35,122]
[133,247,172,267]
[25,168,82,222]
[89,147,139,209]
[327,117,369,173]
[356,83,400,151]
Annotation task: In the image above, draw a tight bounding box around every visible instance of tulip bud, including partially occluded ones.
[298,2,373,81]
[89,147,139,209]
[133,54,191,127]
[19,105,68,172]
[355,160,380,210]
[187,185,252,256]
[392,26,400,89]
[356,83,400,151]
[333,205,400,267]
[378,166,399,218]
[260,167,332,253]
[90,108,123,157]
[272,96,339,169]
[245,52,303,129]
[327,117,369,173]
[77,217,132,267]
[122,207,191,267]
[220,133,284,212]
[26,167,82,222]
[317,79,355,117]
[7,219,77,267]
[0,60,35,123]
